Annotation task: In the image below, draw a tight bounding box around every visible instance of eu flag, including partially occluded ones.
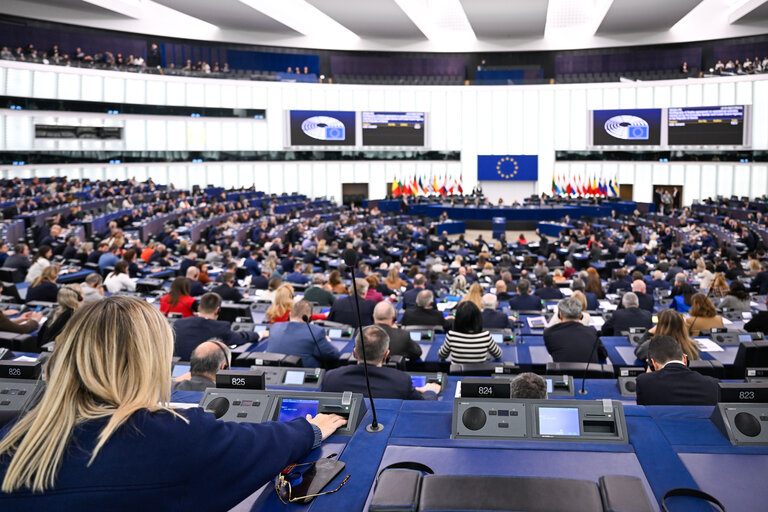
[477,155,538,181]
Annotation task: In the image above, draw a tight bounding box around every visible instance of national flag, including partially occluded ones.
[433,174,439,195]
[440,171,448,196]
[458,173,464,194]
[611,179,620,197]
[552,173,558,195]
[391,177,402,197]
[402,178,411,196]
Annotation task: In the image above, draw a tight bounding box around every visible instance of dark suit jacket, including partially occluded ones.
[322,364,436,400]
[402,287,435,309]
[534,286,564,300]
[508,294,543,311]
[211,284,243,302]
[173,316,259,360]
[188,279,205,297]
[745,311,768,334]
[584,291,599,311]
[543,321,607,363]
[3,254,30,273]
[751,271,768,295]
[327,295,375,327]
[635,363,719,406]
[600,307,653,336]
[303,286,336,307]
[482,308,511,329]
[400,307,447,329]
[378,323,422,360]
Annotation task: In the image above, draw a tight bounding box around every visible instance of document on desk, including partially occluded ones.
[437,301,457,312]
[599,300,617,311]
[561,288,573,297]
[695,338,724,352]
[590,316,605,329]
[527,316,547,329]
[722,317,733,325]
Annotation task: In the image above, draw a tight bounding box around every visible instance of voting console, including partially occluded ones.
[0,360,45,428]
[199,389,367,436]
[711,382,768,446]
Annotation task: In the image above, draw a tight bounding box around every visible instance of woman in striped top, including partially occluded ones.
[438,302,503,363]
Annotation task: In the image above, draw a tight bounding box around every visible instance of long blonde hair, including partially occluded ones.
[30,265,59,288]
[266,284,295,322]
[0,296,181,493]
[459,282,484,310]
[49,284,82,324]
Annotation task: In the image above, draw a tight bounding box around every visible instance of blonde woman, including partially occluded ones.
[25,266,60,303]
[638,309,700,362]
[458,282,484,310]
[266,284,295,323]
[37,285,83,347]
[0,296,344,506]
[708,273,729,298]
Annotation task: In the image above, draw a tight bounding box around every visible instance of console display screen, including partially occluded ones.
[538,407,580,436]
[283,370,306,385]
[172,364,190,378]
[328,329,342,339]
[278,399,319,422]
[546,379,554,394]
[410,375,427,387]
[410,331,422,342]
[491,333,503,344]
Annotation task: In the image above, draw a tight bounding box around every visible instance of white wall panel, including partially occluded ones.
[651,165,669,186]
[686,83,702,106]
[58,73,80,100]
[506,89,523,155]
[619,87,635,108]
[81,75,103,101]
[733,165,752,199]
[283,163,299,194]
[553,89,570,150]
[124,119,146,150]
[7,69,32,96]
[700,165,717,200]
[125,79,145,104]
[736,81,752,105]
[475,90,492,156]
[186,83,204,106]
[146,80,166,104]
[491,89,508,153]
[33,71,56,98]
[166,82,185,106]
[653,86,671,108]
[719,82,736,105]
[636,87,653,108]
[634,164,653,202]
[522,89,539,155]
[753,81,768,150]
[568,89,587,150]
[602,87,619,109]
[103,77,125,103]
[702,83,719,106]
[166,120,186,150]
[715,164,733,198]
[753,166,768,200]
[429,90,446,150]
[671,85,686,107]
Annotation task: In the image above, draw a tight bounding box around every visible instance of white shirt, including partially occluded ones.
[25,258,51,283]
[104,272,136,293]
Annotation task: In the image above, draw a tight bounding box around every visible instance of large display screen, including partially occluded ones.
[361,111,425,146]
[592,108,662,146]
[288,110,356,146]
[277,398,319,422]
[538,407,580,436]
[668,105,744,146]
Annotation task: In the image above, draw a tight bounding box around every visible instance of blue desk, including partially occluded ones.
[537,221,574,237]
[408,201,637,222]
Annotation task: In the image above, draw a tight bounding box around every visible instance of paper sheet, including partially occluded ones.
[437,301,457,312]
[590,316,606,329]
[695,338,725,352]
[12,355,38,362]
[527,316,547,329]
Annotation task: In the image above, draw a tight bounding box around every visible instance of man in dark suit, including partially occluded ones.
[327,278,375,326]
[750,262,768,295]
[665,259,684,282]
[186,267,205,297]
[267,301,340,368]
[636,335,718,406]
[481,293,512,329]
[401,290,447,329]
[494,280,513,302]
[402,273,430,309]
[508,279,543,311]
[544,297,607,363]
[2,243,30,275]
[601,292,653,336]
[173,293,266,360]
[534,274,564,301]
[322,325,439,400]
[211,272,244,302]
[648,270,672,294]
[607,269,631,294]
[173,340,230,391]
[626,280,654,312]
[373,301,421,360]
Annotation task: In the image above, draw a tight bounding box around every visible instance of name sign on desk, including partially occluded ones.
[0,360,41,380]
[718,382,768,403]
[215,369,265,390]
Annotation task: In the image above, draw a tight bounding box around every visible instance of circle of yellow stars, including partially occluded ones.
[496,156,519,179]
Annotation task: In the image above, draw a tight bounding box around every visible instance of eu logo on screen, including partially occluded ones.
[604,115,650,140]
[301,116,346,141]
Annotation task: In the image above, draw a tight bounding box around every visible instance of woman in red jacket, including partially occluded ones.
[160,277,196,317]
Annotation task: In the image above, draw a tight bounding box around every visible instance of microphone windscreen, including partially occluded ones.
[342,249,358,267]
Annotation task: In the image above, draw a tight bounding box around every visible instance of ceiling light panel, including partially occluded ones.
[393,0,477,42]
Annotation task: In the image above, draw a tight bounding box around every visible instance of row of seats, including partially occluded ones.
[556,68,700,83]
[332,74,464,85]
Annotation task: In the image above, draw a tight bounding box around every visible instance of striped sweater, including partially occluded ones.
[438,330,503,363]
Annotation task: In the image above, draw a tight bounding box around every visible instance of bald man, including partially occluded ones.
[373,301,421,360]
[186,266,205,296]
[495,280,513,302]
[173,339,230,391]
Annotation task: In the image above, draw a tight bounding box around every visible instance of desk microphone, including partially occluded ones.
[343,248,383,433]
[579,334,602,395]
[302,314,324,364]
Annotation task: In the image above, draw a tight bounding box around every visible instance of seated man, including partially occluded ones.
[266,300,340,368]
[322,325,440,400]
[533,275,564,301]
[636,335,718,406]
[285,262,311,285]
[327,278,375,327]
[400,290,447,329]
[600,292,653,336]
[401,274,429,309]
[627,280,654,312]
[481,293,511,329]
[302,273,336,307]
[507,279,543,311]
[173,339,230,392]
[186,267,205,297]
[509,372,547,399]
[494,280,513,302]
[544,297,607,363]
[211,272,244,302]
[173,292,266,360]
[373,301,421,361]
